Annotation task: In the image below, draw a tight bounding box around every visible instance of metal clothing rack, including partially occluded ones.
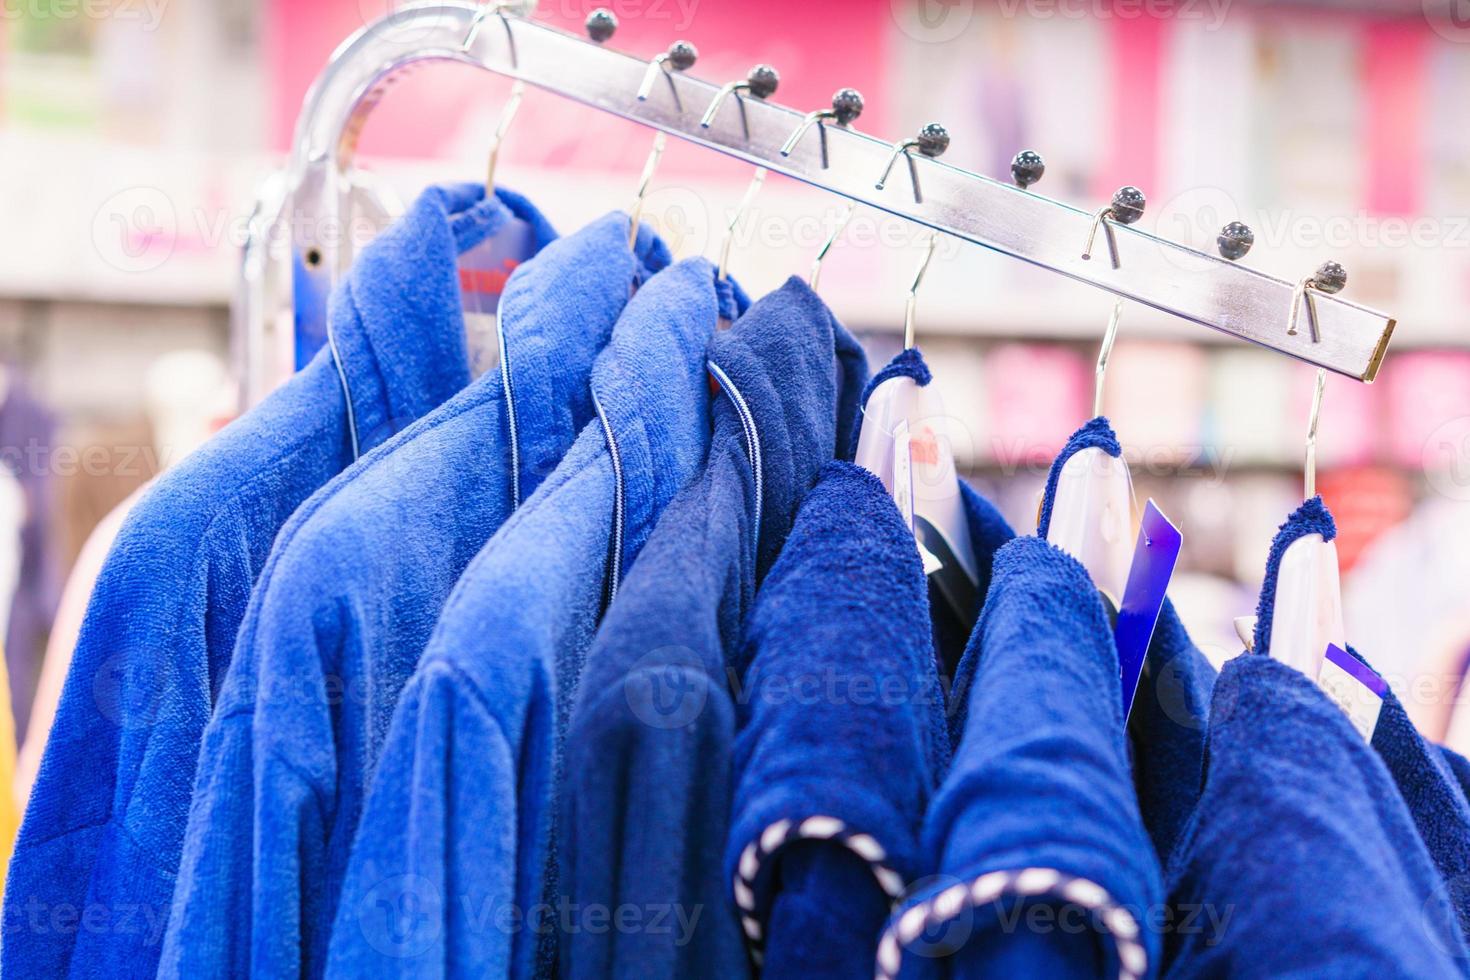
[285,0,1396,385]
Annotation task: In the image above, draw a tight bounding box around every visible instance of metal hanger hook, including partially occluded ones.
[778,88,864,168]
[1304,368,1326,500]
[875,123,950,205]
[1094,297,1123,418]
[810,201,857,292]
[627,132,667,251]
[903,231,940,350]
[485,80,526,190]
[717,168,767,281]
[1081,185,1146,269]
[699,65,779,140]
[462,1,520,68]
[1287,261,1347,344]
[636,40,698,112]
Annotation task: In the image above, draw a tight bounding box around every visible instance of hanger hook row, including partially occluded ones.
[875,123,950,205]
[1287,260,1346,344]
[778,88,864,169]
[1081,185,1145,269]
[462,1,521,68]
[636,39,698,111]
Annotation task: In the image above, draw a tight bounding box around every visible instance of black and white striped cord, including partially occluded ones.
[872,866,1147,980]
[732,815,907,968]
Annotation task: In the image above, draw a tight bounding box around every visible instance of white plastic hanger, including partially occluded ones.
[1044,296,1137,608]
[1265,368,1345,679]
[848,122,979,623]
[853,227,981,612]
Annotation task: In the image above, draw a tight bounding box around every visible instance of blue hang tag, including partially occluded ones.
[1116,499,1183,720]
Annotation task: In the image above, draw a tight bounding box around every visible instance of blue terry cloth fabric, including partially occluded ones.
[559,276,869,980]
[1031,416,1217,864]
[1250,498,1470,948]
[1128,603,1217,864]
[724,437,1014,976]
[3,182,549,980]
[1442,745,1470,804]
[877,536,1164,980]
[324,257,741,979]
[1162,652,1470,977]
[1359,654,1470,947]
[158,211,664,980]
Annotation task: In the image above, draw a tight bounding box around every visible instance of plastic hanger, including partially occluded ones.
[1231,260,1349,675]
[1044,295,1137,608]
[853,230,981,625]
[849,124,981,623]
[839,150,1048,593]
[853,231,980,614]
[1043,185,1152,608]
[1266,367,1346,679]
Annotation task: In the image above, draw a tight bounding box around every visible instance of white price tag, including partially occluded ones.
[1316,644,1385,742]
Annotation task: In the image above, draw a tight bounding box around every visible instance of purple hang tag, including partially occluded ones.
[1116,499,1183,720]
[1322,644,1388,697]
